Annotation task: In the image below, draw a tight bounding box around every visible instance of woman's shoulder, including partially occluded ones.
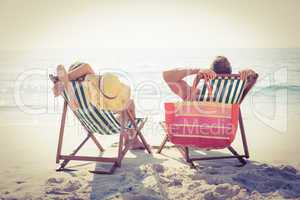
[84,74,101,86]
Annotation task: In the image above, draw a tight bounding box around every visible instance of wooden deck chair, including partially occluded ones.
[157,73,258,167]
[50,78,152,174]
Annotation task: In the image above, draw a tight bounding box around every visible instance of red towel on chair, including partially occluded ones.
[165,102,239,149]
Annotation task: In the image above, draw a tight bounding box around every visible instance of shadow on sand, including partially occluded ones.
[90,150,167,200]
[89,148,300,199]
[183,148,300,199]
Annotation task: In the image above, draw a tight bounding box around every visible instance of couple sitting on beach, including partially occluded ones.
[51,56,257,149]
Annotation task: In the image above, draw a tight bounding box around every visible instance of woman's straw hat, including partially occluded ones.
[84,73,130,112]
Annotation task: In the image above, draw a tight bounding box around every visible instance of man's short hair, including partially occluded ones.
[210,56,232,74]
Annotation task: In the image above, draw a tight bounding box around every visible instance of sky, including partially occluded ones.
[0,0,299,50]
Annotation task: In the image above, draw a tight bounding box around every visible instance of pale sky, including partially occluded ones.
[0,0,299,50]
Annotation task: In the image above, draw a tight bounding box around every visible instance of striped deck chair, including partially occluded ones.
[50,77,151,174]
[157,73,258,167]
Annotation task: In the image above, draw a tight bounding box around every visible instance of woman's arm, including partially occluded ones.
[67,63,95,80]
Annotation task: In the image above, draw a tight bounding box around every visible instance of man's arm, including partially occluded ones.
[163,68,216,100]
[163,68,198,100]
[239,69,258,101]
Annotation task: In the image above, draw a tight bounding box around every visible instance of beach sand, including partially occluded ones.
[0,103,300,200]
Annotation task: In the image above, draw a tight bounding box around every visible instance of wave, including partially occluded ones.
[0,104,47,109]
[256,84,300,92]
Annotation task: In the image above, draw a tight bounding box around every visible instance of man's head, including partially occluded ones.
[210,56,232,74]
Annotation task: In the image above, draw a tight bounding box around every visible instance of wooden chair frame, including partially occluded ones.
[53,88,152,175]
[157,74,258,167]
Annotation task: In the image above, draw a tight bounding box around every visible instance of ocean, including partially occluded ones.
[0,48,299,128]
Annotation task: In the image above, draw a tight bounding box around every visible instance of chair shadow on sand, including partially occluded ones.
[67,147,300,199]
[164,148,300,199]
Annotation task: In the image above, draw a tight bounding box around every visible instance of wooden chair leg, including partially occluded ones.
[89,133,105,152]
[157,122,169,154]
[56,101,68,164]
[93,123,146,173]
[177,146,188,161]
[157,135,169,154]
[137,130,152,154]
[117,132,124,167]
[118,121,147,162]
[176,146,195,167]
[57,135,91,171]
[239,110,249,158]
[184,147,189,162]
[127,114,152,154]
[227,146,247,165]
[184,147,196,168]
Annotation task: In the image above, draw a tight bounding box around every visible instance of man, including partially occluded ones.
[163,56,257,100]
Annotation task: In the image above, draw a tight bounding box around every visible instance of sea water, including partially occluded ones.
[0,48,299,116]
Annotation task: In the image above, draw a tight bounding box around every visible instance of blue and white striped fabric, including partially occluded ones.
[62,81,142,135]
[197,76,246,104]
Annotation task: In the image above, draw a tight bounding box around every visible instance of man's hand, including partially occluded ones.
[198,69,217,80]
[239,69,256,80]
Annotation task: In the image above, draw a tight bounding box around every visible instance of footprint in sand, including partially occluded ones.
[122,193,162,200]
[215,183,241,196]
[45,178,82,196]
[168,178,183,186]
[46,186,68,195]
[63,180,82,192]
[203,167,219,175]
[203,184,242,200]
[152,164,164,173]
[46,177,65,184]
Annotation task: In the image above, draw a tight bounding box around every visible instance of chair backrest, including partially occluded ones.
[195,75,247,104]
[164,74,257,149]
[62,81,121,135]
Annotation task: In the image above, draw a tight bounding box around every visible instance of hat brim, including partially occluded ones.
[99,83,131,112]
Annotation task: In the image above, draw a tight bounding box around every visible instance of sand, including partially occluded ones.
[0,102,300,200]
[1,147,300,200]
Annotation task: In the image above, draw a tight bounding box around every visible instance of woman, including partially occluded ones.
[162,56,257,100]
[51,62,145,149]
